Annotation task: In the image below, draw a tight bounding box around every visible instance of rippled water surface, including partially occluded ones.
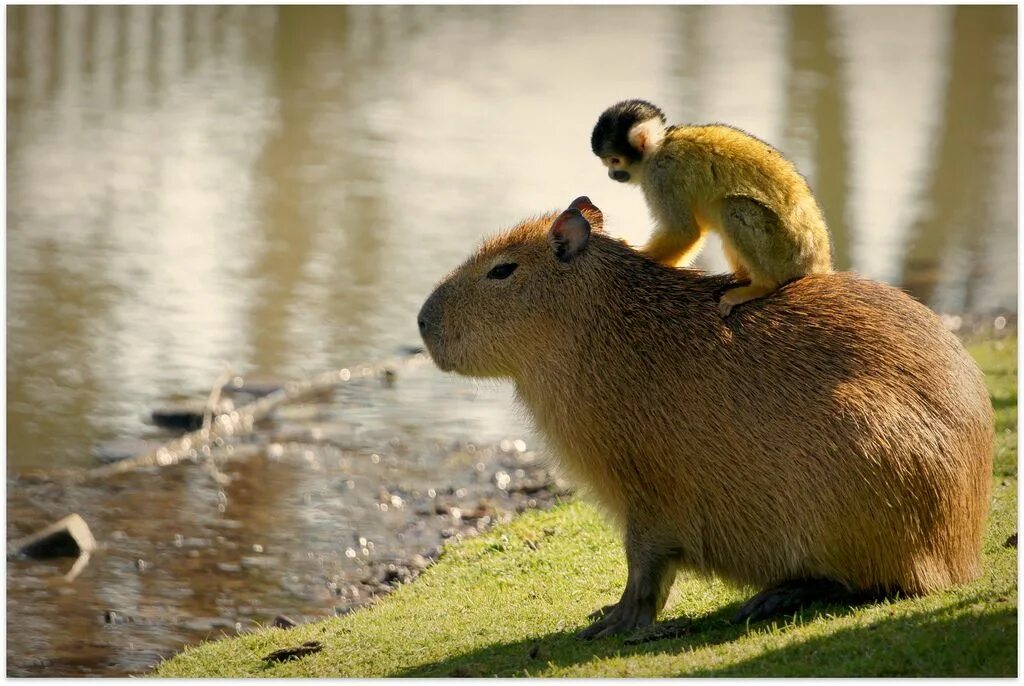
[6,5,1017,676]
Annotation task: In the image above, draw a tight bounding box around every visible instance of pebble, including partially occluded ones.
[273,615,297,629]
[14,514,96,559]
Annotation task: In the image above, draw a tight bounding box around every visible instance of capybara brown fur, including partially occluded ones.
[417,197,993,638]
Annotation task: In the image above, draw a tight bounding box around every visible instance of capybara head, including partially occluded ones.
[417,196,606,377]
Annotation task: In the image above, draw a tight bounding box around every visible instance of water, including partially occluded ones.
[6,5,1017,676]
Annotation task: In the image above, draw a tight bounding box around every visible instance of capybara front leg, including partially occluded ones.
[578,529,679,640]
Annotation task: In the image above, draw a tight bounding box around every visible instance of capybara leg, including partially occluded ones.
[718,279,779,318]
[578,532,679,640]
[733,579,878,623]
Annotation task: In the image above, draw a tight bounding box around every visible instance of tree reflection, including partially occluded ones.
[900,6,1016,309]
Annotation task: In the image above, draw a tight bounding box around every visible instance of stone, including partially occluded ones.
[91,438,164,464]
[12,514,97,559]
[221,376,285,399]
[262,641,322,663]
[150,399,234,430]
[272,615,297,629]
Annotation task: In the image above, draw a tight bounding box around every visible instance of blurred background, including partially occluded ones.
[6,4,1017,676]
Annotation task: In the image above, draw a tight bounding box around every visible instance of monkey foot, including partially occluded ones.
[718,284,777,317]
[734,579,875,623]
[578,600,656,640]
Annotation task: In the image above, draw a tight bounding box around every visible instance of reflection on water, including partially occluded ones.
[6,5,1017,676]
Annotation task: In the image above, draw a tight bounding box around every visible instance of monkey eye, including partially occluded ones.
[486,262,518,280]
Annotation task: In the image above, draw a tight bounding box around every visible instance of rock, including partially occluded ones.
[91,438,165,464]
[103,610,135,625]
[150,399,234,431]
[12,514,97,559]
[272,614,297,629]
[381,566,409,585]
[240,556,275,570]
[396,344,425,357]
[1004,533,1017,548]
[262,641,322,663]
[221,376,285,399]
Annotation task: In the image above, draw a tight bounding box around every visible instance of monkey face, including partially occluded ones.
[591,100,667,186]
[599,155,637,184]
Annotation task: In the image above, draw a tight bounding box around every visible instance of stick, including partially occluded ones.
[67,355,424,483]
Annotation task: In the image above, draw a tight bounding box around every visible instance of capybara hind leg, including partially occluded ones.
[579,531,680,640]
[733,579,879,623]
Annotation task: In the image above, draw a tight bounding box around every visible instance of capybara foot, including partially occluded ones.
[734,578,873,623]
[587,603,618,621]
[578,600,656,640]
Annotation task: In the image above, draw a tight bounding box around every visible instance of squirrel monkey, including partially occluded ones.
[591,99,833,317]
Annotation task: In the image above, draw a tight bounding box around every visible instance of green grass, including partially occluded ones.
[156,338,1018,677]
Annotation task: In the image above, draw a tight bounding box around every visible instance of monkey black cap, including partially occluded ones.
[591,99,667,162]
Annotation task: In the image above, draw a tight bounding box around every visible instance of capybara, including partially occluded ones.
[417,197,993,638]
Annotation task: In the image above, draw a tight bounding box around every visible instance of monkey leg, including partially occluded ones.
[734,579,882,623]
[719,194,808,282]
[719,279,780,317]
[641,222,706,267]
[578,530,680,640]
[720,240,750,281]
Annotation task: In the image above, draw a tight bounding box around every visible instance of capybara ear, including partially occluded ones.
[567,195,603,231]
[548,208,591,263]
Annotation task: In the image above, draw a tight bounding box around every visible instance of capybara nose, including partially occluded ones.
[417,292,441,341]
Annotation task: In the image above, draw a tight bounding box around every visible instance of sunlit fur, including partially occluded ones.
[591,99,834,315]
[421,208,993,621]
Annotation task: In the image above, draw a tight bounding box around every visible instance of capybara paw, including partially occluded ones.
[733,587,796,623]
[733,579,853,623]
[577,603,654,640]
[587,603,618,621]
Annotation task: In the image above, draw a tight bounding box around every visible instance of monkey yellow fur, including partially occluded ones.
[591,99,833,316]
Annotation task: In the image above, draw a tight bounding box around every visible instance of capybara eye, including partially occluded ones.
[486,263,518,280]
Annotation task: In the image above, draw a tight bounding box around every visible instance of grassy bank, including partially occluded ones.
[156,338,1017,677]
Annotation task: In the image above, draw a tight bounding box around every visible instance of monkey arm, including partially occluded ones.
[640,218,705,267]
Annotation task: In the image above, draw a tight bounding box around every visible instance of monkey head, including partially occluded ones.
[590,99,667,185]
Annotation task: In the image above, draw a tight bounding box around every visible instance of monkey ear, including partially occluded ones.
[627,118,665,159]
[548,208,591,263]
[567,195,604,232]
